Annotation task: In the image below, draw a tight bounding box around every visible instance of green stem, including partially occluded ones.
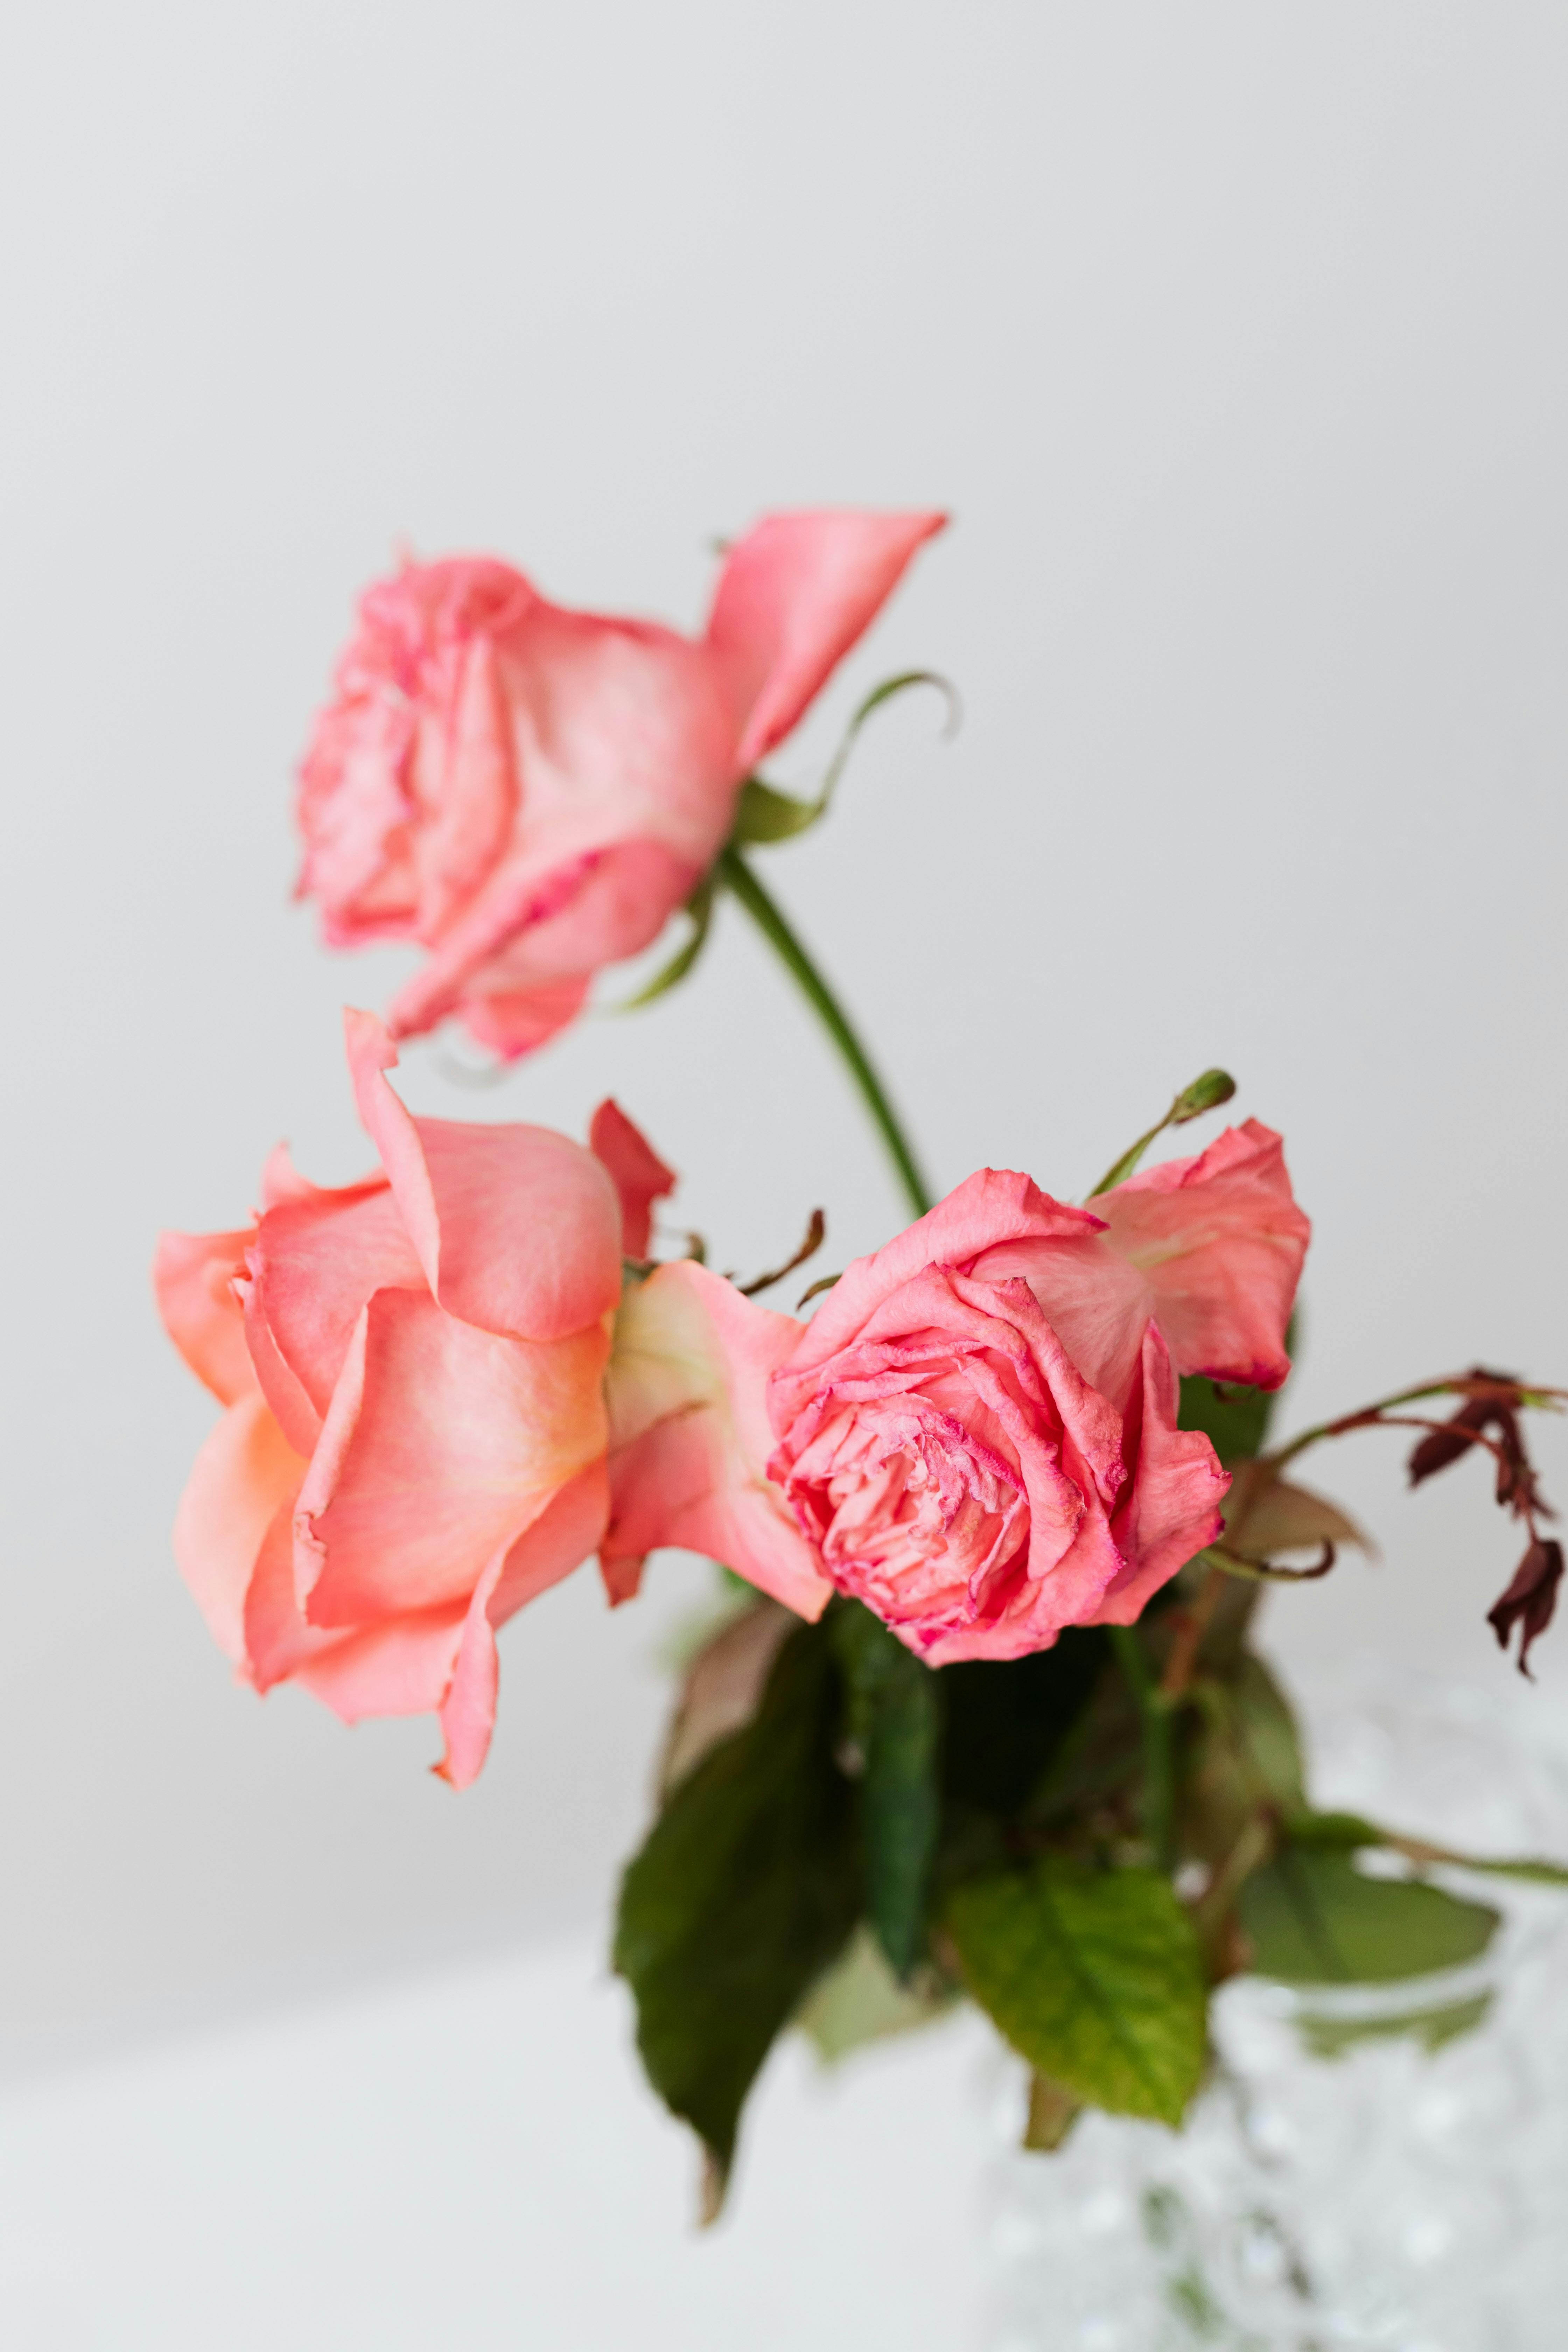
[1109,1625,1175,1872]
[717,846,933,1221]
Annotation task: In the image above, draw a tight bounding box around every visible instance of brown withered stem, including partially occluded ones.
[1264,1369,1566,1676]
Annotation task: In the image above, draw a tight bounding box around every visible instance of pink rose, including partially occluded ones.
[296,509,946,1058]
[153,1011,673,1786]
[603,1122,1308,1662]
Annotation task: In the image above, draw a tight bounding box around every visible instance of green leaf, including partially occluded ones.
[727,670,959,849]
[831,1602,941,1979]
[614,1621,859,2193]
[729,776,824,844]
[1239,1844,1499,1985]
[1298,1990,1492,2060]
[617,876,715,1008]
[1286,1809,1568,1886]
[946,1858,1208,2125]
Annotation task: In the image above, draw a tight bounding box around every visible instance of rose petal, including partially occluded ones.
[1095,1121,1309,1391]
[153,1227,257,1406]
[790,1169,1104,1370]
[705,510,948,771]
[243,1178,420,1449]
[589,1099,677,1258]
[1095,1324,1229,1624]
[343,1007,622,1339]
[604,1261,832,1620]
[296,1287,610,1626]
[173,1395,306,1664]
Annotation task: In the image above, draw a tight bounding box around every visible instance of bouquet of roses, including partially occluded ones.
[155,510,1567,2216]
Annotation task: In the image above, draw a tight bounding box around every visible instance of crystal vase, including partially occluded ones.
[982,1671,1568,2352]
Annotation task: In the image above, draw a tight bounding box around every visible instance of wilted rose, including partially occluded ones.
[297,510,945,1057]
[603,1122,1308,1661]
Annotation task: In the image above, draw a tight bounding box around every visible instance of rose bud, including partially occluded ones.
[296,510,946,1058]
[603,1121,1308,1660]
[154,1011,672,1785]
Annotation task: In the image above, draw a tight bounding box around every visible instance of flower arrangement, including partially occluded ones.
[156,511,1567,2217]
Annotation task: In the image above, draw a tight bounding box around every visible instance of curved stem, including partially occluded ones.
[718,847,933,1221]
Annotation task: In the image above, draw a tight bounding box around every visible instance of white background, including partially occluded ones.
[1,2,1566,2340]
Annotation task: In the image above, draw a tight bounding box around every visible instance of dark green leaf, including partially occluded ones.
[831,1603,941,1979]
[1239,1845,1499,1985]
[942,1626,1110,1818]
[946,1858,1208,2125]
[614,1622,858,2192]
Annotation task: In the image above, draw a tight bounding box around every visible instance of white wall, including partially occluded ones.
[2,0,1566,2092]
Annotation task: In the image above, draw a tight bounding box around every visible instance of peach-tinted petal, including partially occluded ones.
[297,1287,610,1626]
[1096,1121,1309,1390]
[434,1554,507,1791]
[589,1099,677,1258]
[706,510,948,771]
[604,1261,832,1620]
[343,1007,622,1339]
[153,1227,257,1406]
[243,1178,420,1446]
[486,1456,610,1629]
[295,1605,469,1723]
[434,1459,613,1790]
[173,1394,306,1664]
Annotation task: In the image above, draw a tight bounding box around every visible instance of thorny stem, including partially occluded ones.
[1265,1374,1563,1475]
[718,847,933,1221]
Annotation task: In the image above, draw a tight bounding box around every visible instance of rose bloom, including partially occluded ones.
[153,1011,673,1785]
[297,509,946,1058]
[603,1122,1308,1662]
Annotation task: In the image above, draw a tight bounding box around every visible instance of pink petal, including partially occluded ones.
[173,1395,306,1664]
[460,978,590,1059]
[386,840,700,1048]
[790,1169,1104,1370]
[153,1227,257,1406]
[589,1099,677,1258]
[343,1007,623,1339]
[705,510,948,771]
[604,1261,832,1620]
[296,1287,610,1626]
[1095,1324,1230,1624]
[1096,1121,1310,1390]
